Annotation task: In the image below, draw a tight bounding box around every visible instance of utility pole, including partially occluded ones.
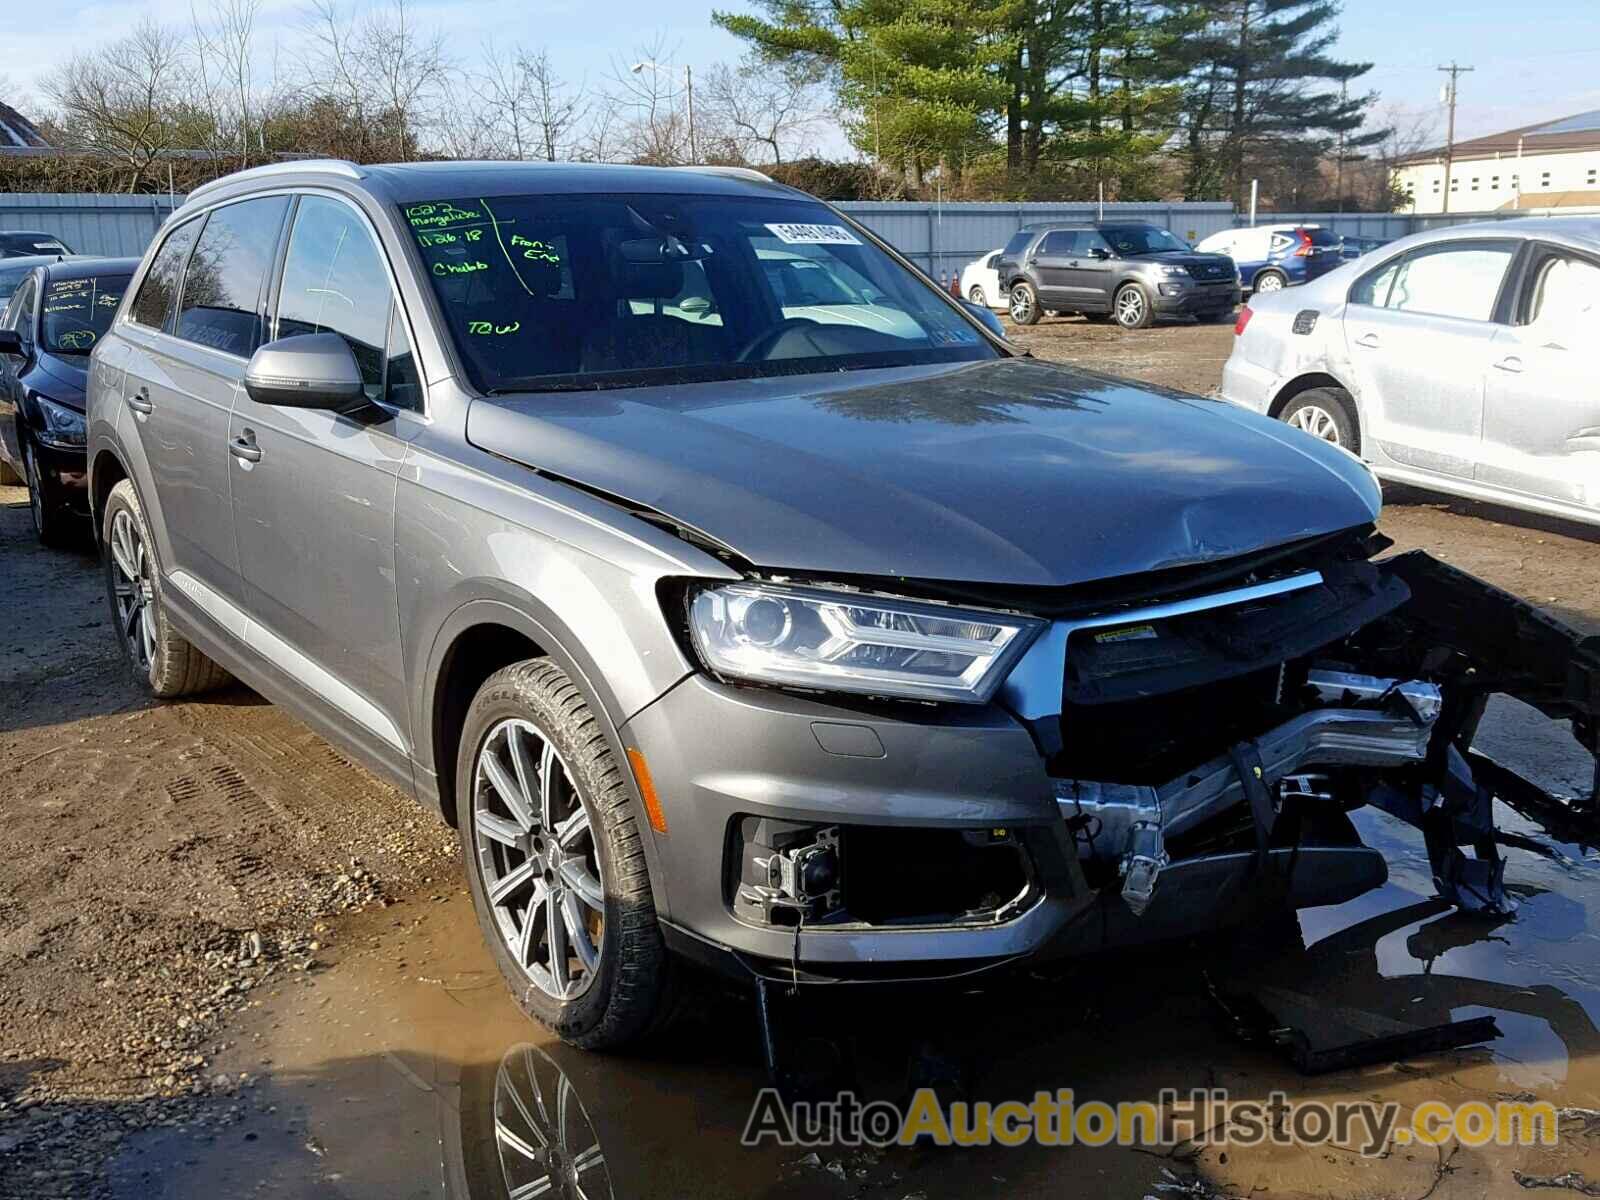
[1336,80,1347,214]
[1437,62,1474,214]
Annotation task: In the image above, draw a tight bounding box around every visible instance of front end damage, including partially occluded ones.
[1015,539,1600,939]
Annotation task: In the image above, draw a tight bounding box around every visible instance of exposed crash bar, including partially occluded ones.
[1054,670,1444,913]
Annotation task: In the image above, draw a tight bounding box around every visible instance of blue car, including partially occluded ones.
[1194,224,1344,293]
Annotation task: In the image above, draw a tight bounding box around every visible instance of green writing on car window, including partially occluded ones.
[432,259,489,276]
[467,321,521,336]
[510,235,560,263]
[405,202,485,231]
[57,330,96,349]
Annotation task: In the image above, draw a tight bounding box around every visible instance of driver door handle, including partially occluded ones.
[125,386,154,414]
[1494,355,1523,373]
[1355,333,1381,350]
[229,431,262,464]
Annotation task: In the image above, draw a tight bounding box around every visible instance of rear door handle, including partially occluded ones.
[125,387,153,414]
[1494,355,1523,373]
[229,432,262,464]
[1354,333,1380,350]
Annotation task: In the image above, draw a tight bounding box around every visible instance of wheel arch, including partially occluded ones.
[89,446,129,545]
[420,594,680,917]
[1268,372,1357,422]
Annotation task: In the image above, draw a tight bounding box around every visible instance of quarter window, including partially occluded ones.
[175,196,290,356]
[1526,254,1600,339]
[276,195,396,400]
[129,217,203,332]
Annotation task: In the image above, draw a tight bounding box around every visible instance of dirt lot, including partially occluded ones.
[3,322,1600,1198]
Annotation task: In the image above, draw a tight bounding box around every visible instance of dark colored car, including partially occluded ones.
[0,257,137,543]
[996,221,1240,329]
[1338,234,1391,260]
[0,229,75,258]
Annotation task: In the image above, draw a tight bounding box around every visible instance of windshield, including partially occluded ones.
[1101,226,1191,256]
[404,193,996,393]
[40,275,130,353]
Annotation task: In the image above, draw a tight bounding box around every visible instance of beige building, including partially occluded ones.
[1392,108,1600,214]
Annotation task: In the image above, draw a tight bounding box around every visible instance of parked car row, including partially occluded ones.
[960,222,1393,330]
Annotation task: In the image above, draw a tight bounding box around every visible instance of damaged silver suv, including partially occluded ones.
[87,161,1600,1051]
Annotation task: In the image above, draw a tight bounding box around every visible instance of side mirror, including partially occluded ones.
[0,329,22,356]
[244,332,366,412]
[1088,247,1111,261]
[960,299,1007,340]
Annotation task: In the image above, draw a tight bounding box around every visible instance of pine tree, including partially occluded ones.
[1168,0,1383,204]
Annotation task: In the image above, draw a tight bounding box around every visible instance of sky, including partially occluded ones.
[4,0,1599,150]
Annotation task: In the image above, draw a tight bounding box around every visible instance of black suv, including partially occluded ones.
[995,221,1240,329]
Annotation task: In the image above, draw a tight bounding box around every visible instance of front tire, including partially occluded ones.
[1008,282,1041,326]
[1280,387,1360,454]
[1113,283,1153,329]
[101,479,232,696]
[458,659,671,1050]
[24,441,76,548]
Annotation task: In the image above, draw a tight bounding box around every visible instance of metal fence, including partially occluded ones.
[836,201,1237,283]
[0,193,184,258]
[4,189,1594,273]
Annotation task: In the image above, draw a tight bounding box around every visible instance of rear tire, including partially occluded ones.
[1279,387,1360,454]
[967,284,988,307]
[1008,281,1041,326]
[101,479,232,697]
[1253,269,1287,294]
[457,659,674,1050]
[1113,283,1154,329]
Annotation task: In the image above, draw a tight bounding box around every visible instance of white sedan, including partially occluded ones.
[959,248,1004,307]
[1221,217,1600,528]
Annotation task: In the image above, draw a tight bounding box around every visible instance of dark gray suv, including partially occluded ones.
[87,161,1598,1051]
[997,221,1240,328]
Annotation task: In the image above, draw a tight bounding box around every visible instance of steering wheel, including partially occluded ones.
[735,316,820,362]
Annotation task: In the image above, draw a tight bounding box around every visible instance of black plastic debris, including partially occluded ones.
[1207,978,1500,1075]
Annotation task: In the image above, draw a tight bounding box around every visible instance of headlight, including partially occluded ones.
[34,396,86,449]
[686,582,1044,704]
[1158,265,1192,279]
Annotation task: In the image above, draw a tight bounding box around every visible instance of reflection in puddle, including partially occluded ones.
[106,788,1600,1199]
[485,1045,612,1200]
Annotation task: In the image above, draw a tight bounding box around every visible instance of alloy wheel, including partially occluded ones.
[968,285,986,306]
[1009,285,1034,323]
[1116,288,1145,326]
[473,718,606,1003]
[1256,273,1285,292]
[109,507,156,674]
[1286,403,1343,445]
[493,1043,612,1200]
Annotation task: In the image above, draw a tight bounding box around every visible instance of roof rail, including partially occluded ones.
[185,158,364,204]
[668,165,771,183]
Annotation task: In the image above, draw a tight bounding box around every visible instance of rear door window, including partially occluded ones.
[175,195,290,357]
[1383,242,1517,322]
[1038,231,1076,256]
[130,217,203,333]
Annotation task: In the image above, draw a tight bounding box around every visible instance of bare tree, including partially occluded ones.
[471,44,587,161]
[523,49,587,162]
[43,20,191,191]
[604,34,689,165]
[700,54,825,165]
[188,0,266,164]
[304,0,451,161]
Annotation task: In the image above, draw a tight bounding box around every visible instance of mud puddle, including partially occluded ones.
[103,714,1600,1200]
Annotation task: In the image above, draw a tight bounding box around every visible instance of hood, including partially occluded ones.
[467,357,1381,589]
[32,352,89,409]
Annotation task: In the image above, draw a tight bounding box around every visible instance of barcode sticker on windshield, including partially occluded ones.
[765,223,862,246]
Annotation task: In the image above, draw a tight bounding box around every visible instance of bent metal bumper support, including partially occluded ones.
[1056,668,1446,915]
